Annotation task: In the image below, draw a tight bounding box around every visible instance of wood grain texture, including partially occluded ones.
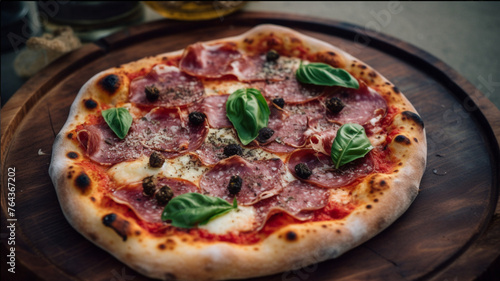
[1,12,499,281]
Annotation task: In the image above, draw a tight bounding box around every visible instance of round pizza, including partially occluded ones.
[49,24,426,280]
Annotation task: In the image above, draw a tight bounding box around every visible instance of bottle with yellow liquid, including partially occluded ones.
[144,1,247,21]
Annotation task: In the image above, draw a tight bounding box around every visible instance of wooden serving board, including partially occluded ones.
[2,12,499,281]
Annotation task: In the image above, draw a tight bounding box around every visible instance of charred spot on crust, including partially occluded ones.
[402,111,424,128]
[75,172,91,194]
[392,86,400,94]
[102,213,130,241]
[285,231,297,241]
[67,152,78,159]
[158,244,166,250]
[413,137,419,143]
[368,175,390,194]
[99,74,121,94]
[395,135,411,145]
[368,71,377,78]
[316,51,340,67]
[84,99,98,109]
[90,196,96,202]
[358,64,367,69]
[67,133,73,139]
[366,204,372,209]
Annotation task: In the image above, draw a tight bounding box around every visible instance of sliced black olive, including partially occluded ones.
[295,163,312,179]
[272,97,285,109]
[325,97,345,114]
[142,176,156,197]
[223,144,243,157]
[156,185,174,205]
[227,175,243,195]
[256,127,274,143]
[188,111,206,126]
[145,85,160,101]
[149,151,165,168]
[266,50,280,62]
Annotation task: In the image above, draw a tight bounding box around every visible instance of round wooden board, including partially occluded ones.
[2,12,499,281]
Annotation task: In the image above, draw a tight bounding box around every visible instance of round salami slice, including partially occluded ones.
[306,117,341,155]
[77,122,147,165]
[77,108,208,165]
[261,101,325,153]
[252,180,330,230]
[199,156,285,205]
[287,149,374,188]
[129,65,205,108]
[324,82,387,125]
[179,42,241,78]
[257,78,326,104]
[112,178,199,223]
[195,94,232,128]
[231,55,297,82]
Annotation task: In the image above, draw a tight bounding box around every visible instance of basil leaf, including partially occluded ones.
[226,88,270,145]
[101,107,133,139]
[331,123,373,169]
[161,193,238,228]
[296,62,359,89]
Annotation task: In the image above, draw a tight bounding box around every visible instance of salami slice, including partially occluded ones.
[179,42,241,78]
[261,101,325,153]
[287,149,374,188]
[194,95,232,128]
[231,55,297,82]
[324,83,387,125]
[77,108,208,165]
[306,117,341,155]
[199,156,285,205]
[257,78,326,104]
[252,180,330,230]
[112,178,199,223]
[129,65,205,108]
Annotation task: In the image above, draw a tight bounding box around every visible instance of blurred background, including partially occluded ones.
[1,1,499,109]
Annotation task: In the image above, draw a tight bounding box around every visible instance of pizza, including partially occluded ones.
[49,24,426,280]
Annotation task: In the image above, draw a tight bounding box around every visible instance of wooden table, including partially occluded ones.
[2,12,499,281]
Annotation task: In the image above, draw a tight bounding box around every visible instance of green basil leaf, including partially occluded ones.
[331,123,373,169]
[161,193,238,228]
[101,107,133,139]
[296,62,359,89]
[226,88,270,145]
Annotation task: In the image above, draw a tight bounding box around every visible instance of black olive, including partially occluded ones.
[142,176,156,197]
[266,50,280,62]
[326,97,345,114]
[256,127,274,143]
[223,144,243,157]
[145,85,160,101]
[156,186,174,205]
[272,97,285,109]
[188,111,206,126]
[295,163,312,179]
[227,175,243,195]
[149,151,165,168]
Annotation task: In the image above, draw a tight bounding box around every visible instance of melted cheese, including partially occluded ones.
[203,80,249,96]
[198,206,256,234]
[109,154,209,184]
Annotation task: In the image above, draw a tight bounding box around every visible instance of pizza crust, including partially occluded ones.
[49,24,426,280]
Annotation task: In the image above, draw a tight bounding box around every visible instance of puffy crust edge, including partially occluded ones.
[49,24,426,281]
